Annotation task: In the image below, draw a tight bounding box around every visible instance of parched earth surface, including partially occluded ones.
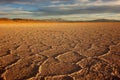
[0,22,120,80]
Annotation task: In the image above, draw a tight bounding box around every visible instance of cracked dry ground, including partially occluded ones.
[0,22,120,80]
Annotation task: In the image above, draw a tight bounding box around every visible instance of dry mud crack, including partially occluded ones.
[0,22,120,80]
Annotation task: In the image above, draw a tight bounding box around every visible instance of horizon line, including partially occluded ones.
[0,18,120,22]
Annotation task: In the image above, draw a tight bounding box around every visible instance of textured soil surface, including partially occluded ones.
[0,22,120,80]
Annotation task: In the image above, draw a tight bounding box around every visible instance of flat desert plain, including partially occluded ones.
[0,22,120,80]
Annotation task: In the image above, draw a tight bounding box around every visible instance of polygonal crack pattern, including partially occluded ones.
[0,22,120,80]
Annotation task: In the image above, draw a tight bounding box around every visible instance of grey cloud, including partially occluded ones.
[33,5,120,16]
[0,0,69,4]
[89,0,118,2]
[0,0,120,19]
[102,0,118,2]
[0,0,118,4]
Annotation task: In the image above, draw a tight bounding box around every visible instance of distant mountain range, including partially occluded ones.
[0,18,120,22]
[90,19,120,22]
[0,18,66,22]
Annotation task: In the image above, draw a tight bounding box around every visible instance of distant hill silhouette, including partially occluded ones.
[90,19,120,22]
[0,18,120,22]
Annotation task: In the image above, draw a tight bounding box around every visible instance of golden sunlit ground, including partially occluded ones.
[0,22,120,80]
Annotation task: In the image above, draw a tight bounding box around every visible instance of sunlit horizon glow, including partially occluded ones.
[0,0,120,21]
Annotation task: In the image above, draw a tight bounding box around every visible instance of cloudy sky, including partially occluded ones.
[0,0,120,21]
